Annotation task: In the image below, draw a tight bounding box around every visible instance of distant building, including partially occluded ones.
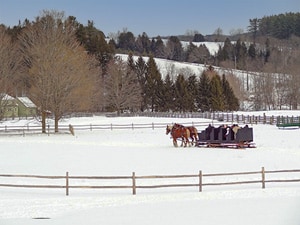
[16,97,37,117]
[0,94,37,119]
[0,94,18,118]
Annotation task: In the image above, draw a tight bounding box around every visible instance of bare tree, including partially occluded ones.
[0,27,20,120]
[105,58,142,115]
[19,10,98,132]
[214,27,223,42]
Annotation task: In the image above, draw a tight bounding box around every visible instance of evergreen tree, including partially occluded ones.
[163,74,175,112]
[174,74,189,112]
[134,56,147,111]
[248,18,260,43]
[248,43,256,59]
[75,20,113,76]
[264,38,271,63]
[151,36,165,58]
[234,39,247,70]
[221,74,239,111]
[118,31,136,51]
[145,55,163,112]
[127,52,135,71]
[217,37,232,62]
[197,72,211,112]
[186,75,198,111]
[210,75,224,111]
[193,33,205,42]
[135,32,151,54]
[165,36,184,61]
[258,12,300,39]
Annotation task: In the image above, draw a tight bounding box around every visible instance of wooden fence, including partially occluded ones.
[0,113,296,136]
[0,167,299,196]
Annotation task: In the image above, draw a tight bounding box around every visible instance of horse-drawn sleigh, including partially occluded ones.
[166,123,198,147]
[166,123,255,149]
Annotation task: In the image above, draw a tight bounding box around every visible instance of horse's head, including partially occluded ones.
[166,125,173,135]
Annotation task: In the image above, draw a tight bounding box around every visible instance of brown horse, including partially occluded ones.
[187,126,198,146]
[173,123,198,146]
[166,124,191,147]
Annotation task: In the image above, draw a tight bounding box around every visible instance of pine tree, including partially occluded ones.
[222,74,239,111]
[135,32,151,54]
[174,74,189,112]
[248,18,260,43]
[75,20,113,76]
[118,31,136,51]
[197,72,211,112]
[186,75,198,112]
[210,75,224,111]
[217,37,233,62]
[134,56,147,111]
[264,38,271,63]
[127,52,135,71]
[234,39,247,70]
[165,36,184,61]
[163,74,175,112]
[145,55,163,112]
[151,36,165,58]
[248,43,256,59]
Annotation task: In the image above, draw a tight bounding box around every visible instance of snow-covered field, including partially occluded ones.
[1,112,300,225]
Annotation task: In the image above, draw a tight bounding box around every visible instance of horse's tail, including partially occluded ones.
[187,126,198,140]
[193,127,198,141]
[184,128,190,146]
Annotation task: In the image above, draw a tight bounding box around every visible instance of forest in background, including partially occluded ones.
[0,11,299,131]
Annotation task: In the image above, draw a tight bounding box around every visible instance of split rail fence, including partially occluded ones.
[0,167,299,196]
[0,113,297,136]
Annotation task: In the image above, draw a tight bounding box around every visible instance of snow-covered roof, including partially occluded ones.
[1,93,15,101]
[17,97,36,108]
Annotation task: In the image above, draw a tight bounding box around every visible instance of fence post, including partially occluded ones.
[152,122,154,130]
[132,172,136,195]
[270,116,274,125]
[66,172,69,196]
[47,124,50,136]
[261,167,265,189]
[199,170,202,192]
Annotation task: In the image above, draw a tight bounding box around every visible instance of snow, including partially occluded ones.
[17,97,36,108]
[180,41,223,55]
[0,112,300,225]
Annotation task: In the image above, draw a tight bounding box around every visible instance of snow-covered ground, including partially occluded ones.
[0,111,300,225]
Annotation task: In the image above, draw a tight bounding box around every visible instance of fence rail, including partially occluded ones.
[0,167,299,196]
[1,113,298,136]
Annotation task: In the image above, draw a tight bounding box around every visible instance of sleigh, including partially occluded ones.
[197,124,255,149]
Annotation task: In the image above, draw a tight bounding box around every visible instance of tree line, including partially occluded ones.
[0,10,240,133]
[116,53,239,114]
[1,10,299,132]
[248,12,300,40]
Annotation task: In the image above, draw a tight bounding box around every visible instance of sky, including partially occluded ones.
[0,0,299,37]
